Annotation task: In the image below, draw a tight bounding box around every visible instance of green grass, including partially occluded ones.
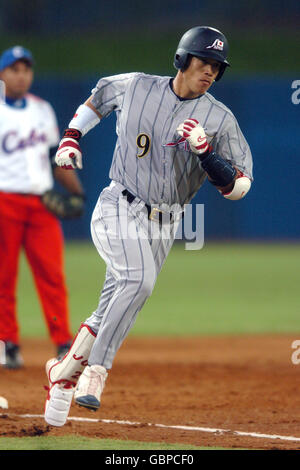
[0,435,241,450]
[17,241,300,339]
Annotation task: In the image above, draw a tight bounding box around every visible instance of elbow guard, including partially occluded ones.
[200,151,237,187]
[223,176,251,200]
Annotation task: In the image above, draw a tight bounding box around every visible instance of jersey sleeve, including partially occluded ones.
[216,113,253,180]
[44,101,60,148]
[90,72,138,118]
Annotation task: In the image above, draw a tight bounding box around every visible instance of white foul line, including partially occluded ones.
[2,413,300,443]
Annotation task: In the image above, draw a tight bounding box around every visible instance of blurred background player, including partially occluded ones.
[0,46,85,369]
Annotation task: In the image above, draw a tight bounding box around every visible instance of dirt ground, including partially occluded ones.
[1,334,300,450]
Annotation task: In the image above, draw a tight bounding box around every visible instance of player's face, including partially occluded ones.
[182,56,221,97]
[0,60,33,99]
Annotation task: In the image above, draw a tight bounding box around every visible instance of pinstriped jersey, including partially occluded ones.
[90,72,253,207]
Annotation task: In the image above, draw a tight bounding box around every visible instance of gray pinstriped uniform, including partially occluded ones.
[84,72,253,369]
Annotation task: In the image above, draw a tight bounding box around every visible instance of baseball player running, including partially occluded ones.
[0,46,85,368]
[44,26,253,426]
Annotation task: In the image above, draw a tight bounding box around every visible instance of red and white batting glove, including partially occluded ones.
[55,129,83,170]
[177,118,209,156]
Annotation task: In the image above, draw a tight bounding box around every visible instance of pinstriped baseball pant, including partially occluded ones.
[84,182,179,369]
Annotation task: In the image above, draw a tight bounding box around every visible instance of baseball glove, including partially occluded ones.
[42,190,85,219]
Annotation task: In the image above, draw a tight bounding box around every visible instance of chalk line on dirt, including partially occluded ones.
[1,413,300,443]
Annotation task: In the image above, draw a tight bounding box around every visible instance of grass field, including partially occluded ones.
[0,436,215,451]
[17,241,300,339]
[3,241,299,451]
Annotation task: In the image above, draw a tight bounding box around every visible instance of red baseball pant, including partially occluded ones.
[0,192,72,346]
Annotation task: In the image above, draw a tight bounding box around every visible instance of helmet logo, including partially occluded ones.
[206,39,224,51]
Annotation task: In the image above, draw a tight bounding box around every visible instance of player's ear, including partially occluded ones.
[181,54,192,72]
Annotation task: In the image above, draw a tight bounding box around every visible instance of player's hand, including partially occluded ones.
[55,137,83,170]
[177,119,209,155]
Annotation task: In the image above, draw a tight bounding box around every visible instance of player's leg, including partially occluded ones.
[23,197,73,354]
[74,218,179,410]
[150,216,180,276]
[74,193,157,409]
[44,322,96,426]
[0,193,26,368]
[44,190,155,422]
[82,269,117,334]
[113,218,179,350]
[87,194,156,367]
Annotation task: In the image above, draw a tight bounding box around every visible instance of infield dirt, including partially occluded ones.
[1,335,300,450]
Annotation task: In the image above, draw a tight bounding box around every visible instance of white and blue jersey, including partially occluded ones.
[0,93,59,195]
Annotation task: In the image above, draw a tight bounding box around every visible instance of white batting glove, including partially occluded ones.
[55,136,83,170]
[177,118,209,155]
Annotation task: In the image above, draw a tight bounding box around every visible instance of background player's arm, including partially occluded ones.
[53,166,84,195]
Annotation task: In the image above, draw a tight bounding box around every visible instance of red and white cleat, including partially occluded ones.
[44,382,74,427]
[43,324,96,426]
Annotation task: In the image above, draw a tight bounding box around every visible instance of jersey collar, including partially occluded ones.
[169,78,204,101]
[5,96,27,109]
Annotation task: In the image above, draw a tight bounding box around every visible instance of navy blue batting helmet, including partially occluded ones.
[174,26,230,81]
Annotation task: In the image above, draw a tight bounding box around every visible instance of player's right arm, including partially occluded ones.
[55,73,137,170]
[54,102,102,170]
[84,98,102,119]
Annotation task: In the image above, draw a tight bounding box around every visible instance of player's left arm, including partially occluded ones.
[177,117,253,201]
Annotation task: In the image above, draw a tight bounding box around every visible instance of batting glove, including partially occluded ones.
[55,129,83,170]
[177,119,209,156]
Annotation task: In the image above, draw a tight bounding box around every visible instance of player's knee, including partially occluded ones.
[130,268,155,299]
[139,269,156,298]
[140,278,154,298]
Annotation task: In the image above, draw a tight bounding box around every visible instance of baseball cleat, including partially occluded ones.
[43,324,97,426]
[75,394,100,411]
[74,364,108,411]
[46,324,96,386]
[44,357,75,427]
[45,357,57,378]
[3,342,24,369]
[44,382,74,427]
